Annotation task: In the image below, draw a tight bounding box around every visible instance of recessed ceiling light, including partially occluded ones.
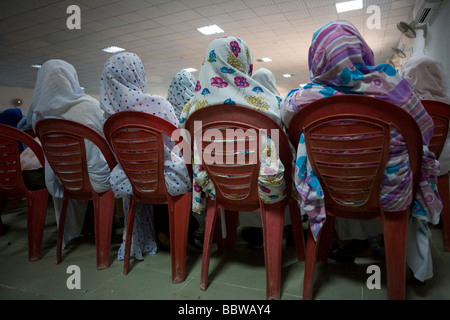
[31,64,42,68]
[283,74,294,78]
[335,0,363,13]
[257,57,272,62]
[184,67,198,73]
[102,46,125,53]
[197,24,224,35]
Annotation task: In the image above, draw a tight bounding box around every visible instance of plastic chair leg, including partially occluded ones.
[0,196,4,236]
[381,210,409,300]
[289,200,305,261]
[261,201,285,300]
[222,210,239,252]
[93,190,115,270]
[168,192,191,284]
[123,196,137,275]
[303,225,319,300]
[438,173,450,251]
[200,199,219,291]
[302,215,334,300]
[26,189,49,261]
[317,215,335,262]
[56,197,69,264]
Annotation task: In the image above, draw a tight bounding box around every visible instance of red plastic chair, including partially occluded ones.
[0,124,49,261]
[185,105,305,300]
[103,111,192,283]
[288,95,423,300]
[422,100,450,251]
[35,119,117,270]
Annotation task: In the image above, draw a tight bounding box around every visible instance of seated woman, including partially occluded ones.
[167,69,196,120]
[179,36,287,227]
[30,59,111,248]
[281,21,442,282]
[99,52,192,261]
[401,54,450,175]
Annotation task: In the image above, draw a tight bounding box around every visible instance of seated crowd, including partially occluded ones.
[5,20,449,287]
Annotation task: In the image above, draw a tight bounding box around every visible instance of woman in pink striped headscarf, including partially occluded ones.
[282,21,442,282]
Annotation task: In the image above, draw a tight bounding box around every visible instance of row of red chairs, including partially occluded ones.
[0,96,448,300]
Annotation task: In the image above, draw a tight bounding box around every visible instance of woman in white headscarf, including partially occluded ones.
[401,54,450,175]
[100,52,192,260]
[167,69,196,119]
[179,36,287,219]
[31,59,111,248]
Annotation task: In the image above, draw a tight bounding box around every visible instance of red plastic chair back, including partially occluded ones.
[422,100,450,159]
[35,119,117,199]
[103,111,193,281]
[288,95,423,300]
[35,118,117,269]
[0,125,45,197]
[103,111,184,202]
[185,104,293,211]
[289,95,423,217]
[422,100,450,251]
[0,124,48,260]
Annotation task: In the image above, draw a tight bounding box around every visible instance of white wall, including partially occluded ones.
[0,85,34,115]
[395,0,450,92]
[0,85,101,116]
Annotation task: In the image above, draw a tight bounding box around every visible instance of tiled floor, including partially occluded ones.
[1,198,450,300]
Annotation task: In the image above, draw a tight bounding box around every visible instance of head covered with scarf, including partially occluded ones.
[100,52,178,127]
[179,36,281,126]
[31,59,103,133]
[282,20,441,240]
[167,69,196,119]
[400,54,450,103]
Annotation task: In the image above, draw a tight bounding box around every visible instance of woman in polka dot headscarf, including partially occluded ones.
[100,52,192,261]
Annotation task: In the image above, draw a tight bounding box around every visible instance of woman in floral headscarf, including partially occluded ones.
[167,69,196,119]
[401,54,450,175]
[179,36,286,216]
[282,21,442,282]
[100,52,191,261]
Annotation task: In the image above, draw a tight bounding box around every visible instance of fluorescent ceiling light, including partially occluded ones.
[283,74,294,78]
[184,67,198,72]
[31,64,42,68]
[257,57,272,62]
[102,46,125,53]
[335,0,363,13]
[197,24,224,35]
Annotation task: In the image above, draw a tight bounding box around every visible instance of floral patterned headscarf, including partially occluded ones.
[179,36,281,126]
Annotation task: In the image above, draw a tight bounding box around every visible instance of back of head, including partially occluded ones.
[401,54,450,103]
[308,20,375,86]
[252,68,279,95]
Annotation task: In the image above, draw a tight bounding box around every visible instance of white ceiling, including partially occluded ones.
[0,0,415,97]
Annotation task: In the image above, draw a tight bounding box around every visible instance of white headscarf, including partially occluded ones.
[167,69,196,119]
[400,54,450,103]
[252,67,279,95]
[31,59,104,133]
[100,52,178,126]
[179,36,281,126]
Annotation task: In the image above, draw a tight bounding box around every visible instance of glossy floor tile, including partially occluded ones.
[1,199,450,300]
